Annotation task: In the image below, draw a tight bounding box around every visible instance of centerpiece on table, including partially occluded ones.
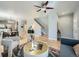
[28,26,43,51]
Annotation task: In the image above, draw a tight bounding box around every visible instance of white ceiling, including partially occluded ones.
[53,1,79,16]
[0,1,79,19]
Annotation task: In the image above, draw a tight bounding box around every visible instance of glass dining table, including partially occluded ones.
[23,41,48,57]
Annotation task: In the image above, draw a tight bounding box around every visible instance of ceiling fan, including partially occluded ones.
[34,1,54,13]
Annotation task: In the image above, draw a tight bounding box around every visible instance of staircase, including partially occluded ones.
[34,18,48,35]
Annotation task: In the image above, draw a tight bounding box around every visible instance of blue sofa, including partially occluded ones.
[60,38,79,57]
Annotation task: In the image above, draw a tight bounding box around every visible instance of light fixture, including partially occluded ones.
[41,8,46,11]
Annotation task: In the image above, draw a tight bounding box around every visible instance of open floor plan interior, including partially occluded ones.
[0,1,79,57]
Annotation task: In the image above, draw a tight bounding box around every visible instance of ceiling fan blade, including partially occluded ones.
[44,1,48,6]
[37,9,41,12]
[34,5,41,8]
[46,7,54,9]
[41,1,48,7]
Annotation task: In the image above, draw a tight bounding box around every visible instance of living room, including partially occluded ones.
[0,1,79,57]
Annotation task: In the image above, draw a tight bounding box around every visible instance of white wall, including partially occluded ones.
[73,8,79,40]
[58,14,73,38]
[48,10,57,40]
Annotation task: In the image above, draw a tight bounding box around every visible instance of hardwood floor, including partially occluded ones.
[34,35,60,50]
